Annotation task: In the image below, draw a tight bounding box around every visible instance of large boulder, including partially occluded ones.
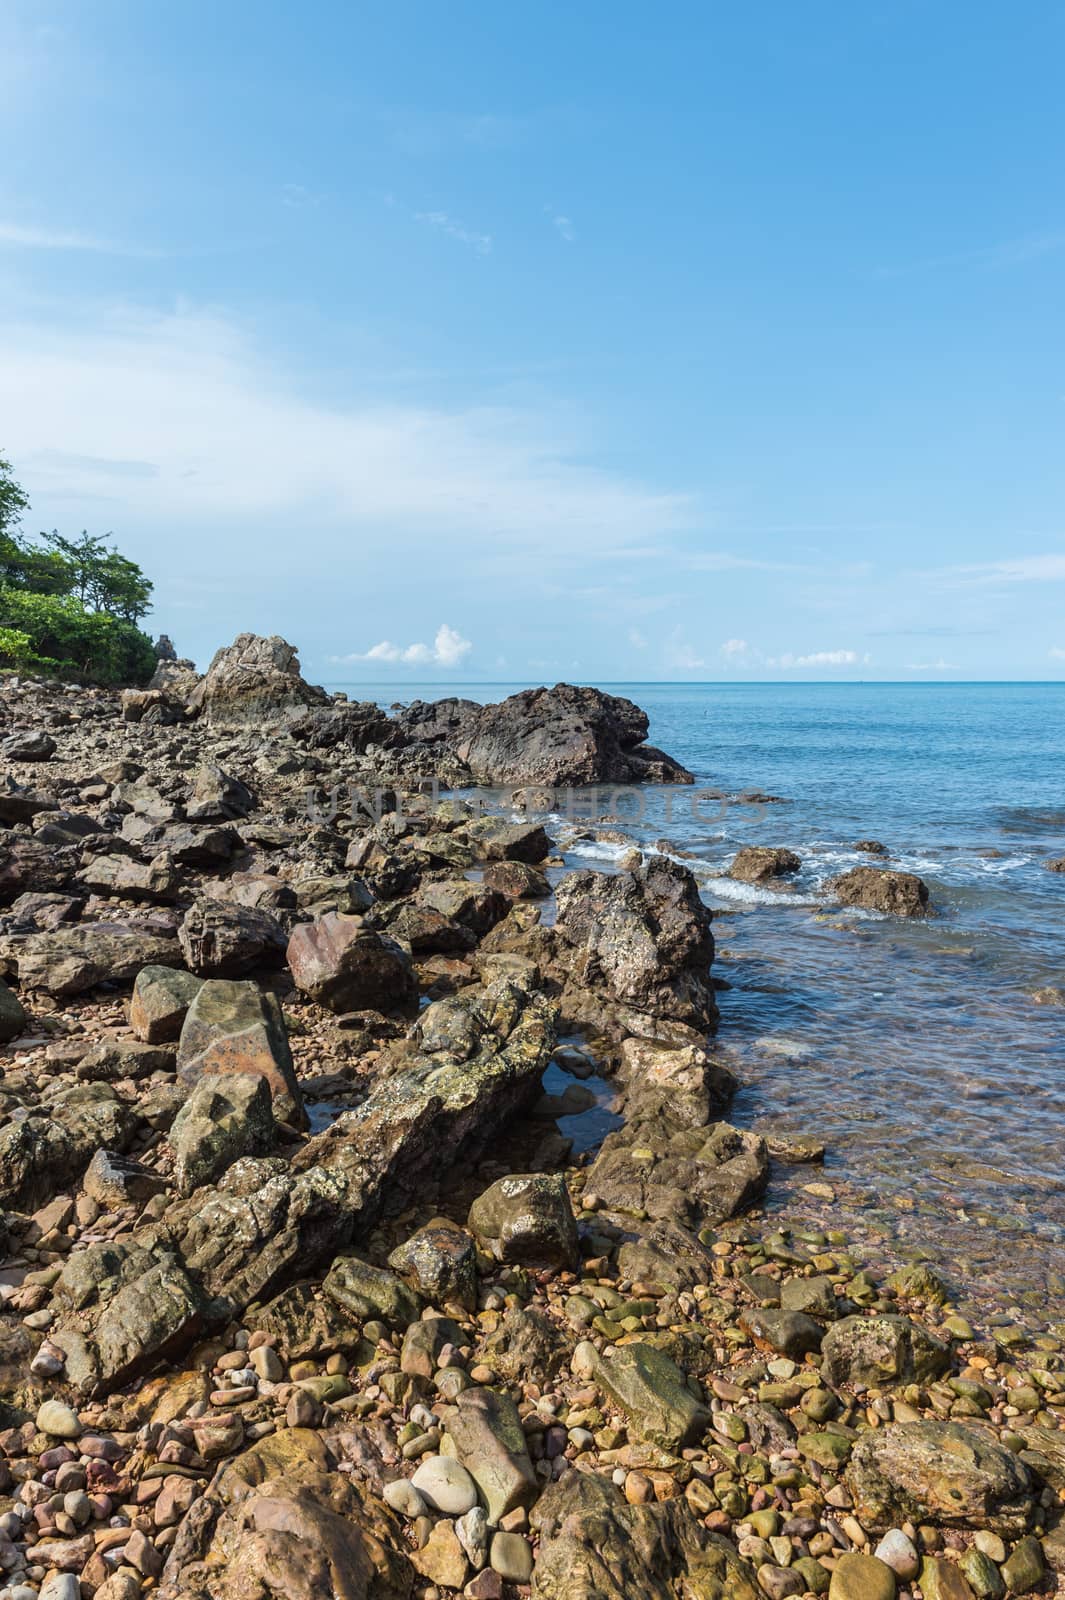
[0,1084,138,1210]
[467,1173,579,1269]
[554,856,716,1028]
[195,633,328,726]
[6,922,183,998]
[820,1314,950,1389]
[179,899,288,978]
[846,1421,1035,1537]
[170,1072,276,1194]
[530,1470,759,1600]
[287,913,417,1015]
[447,683,693,786]
[177,979,304,1126]
[586,1113,767,1231]
[441,1386,538,1525]
[830,866,930,916]
[130,964,205,1042]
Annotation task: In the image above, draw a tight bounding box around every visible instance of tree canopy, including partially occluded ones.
[0,453,157,685]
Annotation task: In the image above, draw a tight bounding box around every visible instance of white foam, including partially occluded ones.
[700,875,823,909]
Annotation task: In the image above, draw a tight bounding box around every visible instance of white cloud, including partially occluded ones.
[906,659,960,672]
[0,221,158,256]
[776,649,865,669]
[938,554,1065,585]
[664,628,705,672]
[333,623,472,669]
[551,214,575,243]
[0,301,691,551]
[1049,647,1065,661]
[720,638,750,658]
[414,211,492,255]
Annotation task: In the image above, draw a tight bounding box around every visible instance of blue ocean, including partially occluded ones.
[333,681,1065,1313]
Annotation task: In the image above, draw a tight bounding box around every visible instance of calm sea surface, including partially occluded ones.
[332,682,1065,1316]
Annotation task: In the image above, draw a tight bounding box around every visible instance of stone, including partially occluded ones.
[324,1256,421,1328]
[919,1557,976,1600]
[829,867,929,917]
[1,728,56,761]
[730,846,802,883]
[415,878,510,938]
[38,1577,81,1600]
[780,1274,839,1319]
[78,850,181,902]
[845,1422,1035,1536]
[411,1455,480,1515]
[130,964,205,1042]
[388,1217,479,1308]
[170,1071,276,1194]
[444,1386,538,1526]
[10,923,183,998]
[412,1518,469,1589]
[999,1536,1045,1595]
[873,1529,920,1580]
[482,860,550,899]
[36,1399,82,1438]
[0,977,28,1042]
[821,1315,949,1388]
[490,1531,533,1583]
[829,1554,897,1600]
[177,978,304,1126]
[75,1035,176,1081]
[187,761,255,821]
[468,1172,579,1269]
[83,1149,167,1207]
[530,1469,759,1600]
[741,1307,825,1359]
[957,1549,1005,1599]
[592,1341,710,1451]
[179,898,288,978]
[0,1084,137,1209]
[588,1113,768,1231]
[287,913,418,1014]
[196,632,328,725]
[383,1477,427,1518]
[554,856,716,1027]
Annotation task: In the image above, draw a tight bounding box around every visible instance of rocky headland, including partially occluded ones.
[0,636,1059,1600]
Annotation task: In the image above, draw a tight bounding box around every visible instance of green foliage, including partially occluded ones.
[0,453,157,685]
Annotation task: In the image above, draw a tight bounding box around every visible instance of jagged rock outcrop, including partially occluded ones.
[193,633,329,726]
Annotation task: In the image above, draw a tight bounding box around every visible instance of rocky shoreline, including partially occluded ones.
[0,636,1060,1600]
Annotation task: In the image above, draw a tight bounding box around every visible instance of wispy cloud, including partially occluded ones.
[906,659,961,672]
[333,623,472,668]
[281,184,324,209]
[720,638,750,658]
[545,207,575,243]
[935,554,1065,586]
[664,627,705,672]
[776,649,867,669]
[1049,648,1065,662]
[0,221,160,257]
[877,230,1065,278]
[414,210,492,255]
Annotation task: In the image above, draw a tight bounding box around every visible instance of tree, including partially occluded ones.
[41,530,153,622]
[0,453,29,541]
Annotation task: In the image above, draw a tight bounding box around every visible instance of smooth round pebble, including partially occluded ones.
[829,1553,897,1600]
[410,1454,479,1515]
[383,1478,428,1519]
[874,1530,919,1581]
[490,1531,534,1583]
[35,1400,82,1440]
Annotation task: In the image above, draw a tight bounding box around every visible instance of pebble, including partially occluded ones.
[829,1552,897,1600]
[35,1401,82,1440]
[383,1478,427,1519]
[489,1531,533,1583]
[410,1455,480,1515]
[874,1530,919,1580]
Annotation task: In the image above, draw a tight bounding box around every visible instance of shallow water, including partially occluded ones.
[334,681,1065,1315]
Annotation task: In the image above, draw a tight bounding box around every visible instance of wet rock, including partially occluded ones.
[1043,856,1065,873]
[177,978,304,1126]
[554,855,717,1027]
[587,1115,768,1230]
[873,1530,920,1580]
[129,963,205,1042]
[468,1172,579,1269]
[741,1307,825,1359]
[0,976,28,1042]
[443,1386,538,1525]
[179,898,288,977]
[170,1071,276,1194]
[591,1340,710,1450]
[821,1314,949,1389]
[530,1470,759,1600]
[482,860,550,899]
[287,913,418,1015]
[196,632,329,726]
[0,1084,138,1209]
[829,867,930,917]
[780,1274,840,1320]
[449,683,694,785]
[387,1217,478,1308]
[846,1421,1035,1536]
[729,846,802,884]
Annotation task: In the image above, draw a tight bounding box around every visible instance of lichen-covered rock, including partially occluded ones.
[829,867,930,917]
[468,1172,579,1269]
[0,1084,138,1210]
[554,856,716,1028]
[442,1386,538,1525]
[177,978,304,1126]
[591,1340,710,1451]
[388,1217,478,1308]
[821,1314,949,1389]
[287,913,417,1015]
[129,964,205,1042]
[323,1256,421,1328]
[530,1470,760,1600]
[586,1113,767,1231]
[8,922,183,997]
[170,1071,276,1194]
[846,1422,1035,1536]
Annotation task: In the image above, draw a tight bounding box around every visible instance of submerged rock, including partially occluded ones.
[829,866,930,917]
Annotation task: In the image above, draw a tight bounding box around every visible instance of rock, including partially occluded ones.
[591,1341,710,1451]
[741,1307,825,1359]
[482,860,550,899]
[287,913,418,1014]
[829,867,929,917]
[845,1421,1035,1536]
[411,1517,469,1589]
[587,1115,768,1231]
[1044,856,1065,873]
[873,1529,920,1580]
[0,1084,138,1209]
[0,977,28,1042]
[730,847,802,883]
[918,1557,977,1600]
[821,1314,949,1389]
[448,683,694,785]
[780,1274,839,1320]
[187,761,254,821]
[958,1549,1005,1599]
[999,1535,1045,1594]
[77,850,181,902]
[483,1305,567,1386]
[75,1035,176,1081]
[383,1478,427,1518]
[196,633,328,725]
[179,898,288,977]
[39,1576,81,1600]
[83,1149,167,1207]
[618,1035,736,1111]
[828,1554,897,1600]
[1,729,56,761]
[244,1283,364,1361]
[410,1455,480,1515]
[130,964,205,1042]
[387,1217,478,1308]
[170,1071,276,1194]
[177,978,304,1126]
[444,1386,538,1525]
[490,1531,533,1583]
[530,1470,759,1600]
[467,1172,579,1269]
[554,855,717,1027]
[10,922,183,997]
[885,1262,949,1304]
[323,1256,421,1328]
[415,878,510,938]
[36,1399,82,1438]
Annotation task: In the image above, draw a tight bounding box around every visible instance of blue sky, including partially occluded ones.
[1,1,1063,681]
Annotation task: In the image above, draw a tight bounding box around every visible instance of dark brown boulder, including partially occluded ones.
[287,912,417,1014]
[829,866,930,916]
[729,846,801,883]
